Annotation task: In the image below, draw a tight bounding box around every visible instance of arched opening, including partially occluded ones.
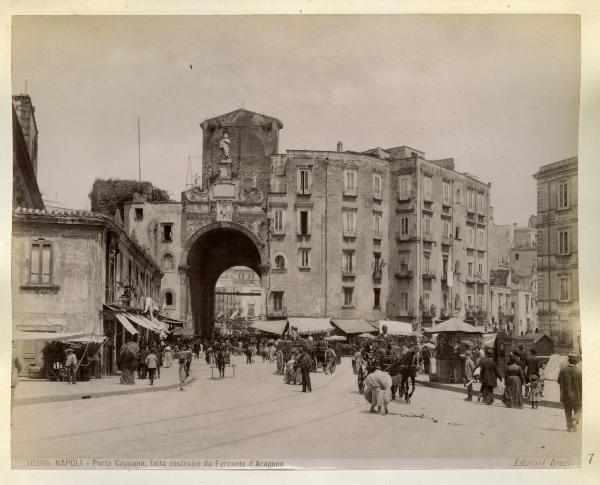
[164,291,174,307]
[185,224,265,337]
[214,266,263,332]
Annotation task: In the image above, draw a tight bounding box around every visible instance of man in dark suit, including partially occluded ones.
[525,348,540,397]
[558,354,582,432]
[300,349,313,392]
[478,348,502,405]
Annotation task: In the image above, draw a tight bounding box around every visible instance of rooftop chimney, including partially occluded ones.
[337,141,343,152]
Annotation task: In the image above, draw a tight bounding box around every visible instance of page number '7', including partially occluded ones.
[588,453,594,464]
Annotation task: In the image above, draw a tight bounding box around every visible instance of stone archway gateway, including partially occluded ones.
[183,222,269,337]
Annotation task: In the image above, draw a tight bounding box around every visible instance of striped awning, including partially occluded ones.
[116,313,139,335]
[126,313,161,333]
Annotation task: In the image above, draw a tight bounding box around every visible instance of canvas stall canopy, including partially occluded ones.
[331,318,376,335]
[288,318,333,335]
[13,330,96,341]
[250,320,289,336]
[424,318,483,334]
[378,320,413,336]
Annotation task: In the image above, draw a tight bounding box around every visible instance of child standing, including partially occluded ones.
[539,362,546,397]
[529,374,542,409]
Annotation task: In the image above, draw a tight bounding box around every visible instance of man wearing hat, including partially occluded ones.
[477,347,502,405]
[65,349,78,385]
[463,349,475,401]
[558,354,582,432]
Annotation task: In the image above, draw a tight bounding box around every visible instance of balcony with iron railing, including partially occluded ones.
[397,190,413,202]
[395,231,412,242]
[267,306,288,318]
[441,235,451,246]
[269,183,287,194]
[394,269,414,279]
[422,232,434,243]
[422,271,436,280]
[342,266,356,278]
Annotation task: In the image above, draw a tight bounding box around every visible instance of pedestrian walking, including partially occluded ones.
[216,348,226,379]
[421,346,431,374]
[324,346,336,375]
[145,348,158,385]
[178,355,188,391]
[558,353,582,432]
[477,348,502,405]
[463,350,475,401]
[163,346,173,368]
[502,355,525,408]
[65,349,78,385]
[245,344,253,364]
[138,346,148,379]
[300,349,313,392]
[11,353,22,402]
[193,341,200,359]
[528,375,541,409]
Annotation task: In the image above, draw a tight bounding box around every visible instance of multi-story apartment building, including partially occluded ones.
[533,157,579,353]
[115,108,492,335]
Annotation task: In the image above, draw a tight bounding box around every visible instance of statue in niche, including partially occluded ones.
[218,133,232,179]
[219,133,231,160]
[251,172,258,189]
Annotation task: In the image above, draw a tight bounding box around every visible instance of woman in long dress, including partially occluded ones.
[178,357,187,390]
[503,355,525,408]
[163,346,173,368]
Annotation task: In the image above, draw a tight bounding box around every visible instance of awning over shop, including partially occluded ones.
[331,318,376,335]
[125,313,161,333]
[155,314,185,327]
[288,318,333,335]
[378,320,413,336]
[13,330,93,341]
[67,334,107,343]
[424,318,483,334]
[116,313,139,335]
[250,320,288,336]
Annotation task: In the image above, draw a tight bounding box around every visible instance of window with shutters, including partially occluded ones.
[477,228,485,248]
[372,173,382,199]
[373,211,382,238]
[423,215,432,236]
[373,288,381,309]
[343,250,355,275]
[399,252,410,273]
[400,292,409,312]
[30,239,53,284]
[558,181,569,209]
[343,168,358,196]
[443,181,450,205]
[273,292,284,311]
[272,209,285,233]
[299,248,311,269]
[343,210,357,236]
[558,229,569,255]
[400,217,409,236]
[297,209,311,236]
[559,276,570,301]
[423,177,433,201]
[163,253,174,270]
[467,227,475,246]
[397,175,411,200]
[423,254,431,273]
[162,223,173,242]
[343,287,354,307]
[297,168,312,195]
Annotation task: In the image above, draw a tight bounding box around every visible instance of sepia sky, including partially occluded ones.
[12,15,580,225]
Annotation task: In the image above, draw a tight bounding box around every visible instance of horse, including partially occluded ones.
[386,351,418,403]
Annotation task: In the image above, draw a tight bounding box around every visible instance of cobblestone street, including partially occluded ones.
[11,356,580,469]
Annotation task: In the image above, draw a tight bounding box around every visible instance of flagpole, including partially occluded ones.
[137,117,141,181]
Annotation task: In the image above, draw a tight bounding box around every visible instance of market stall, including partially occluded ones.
[424,318,483,383]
